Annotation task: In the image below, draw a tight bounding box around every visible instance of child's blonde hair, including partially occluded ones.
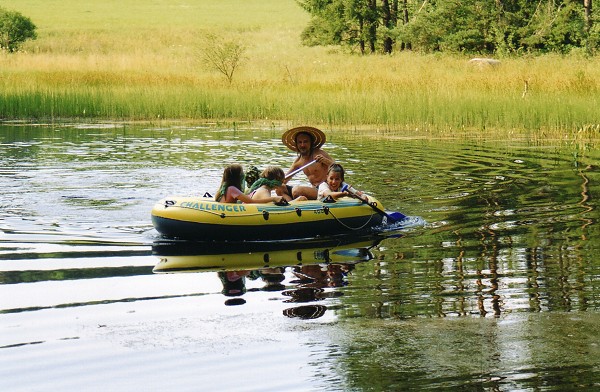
[247,165,285,194]
[261,166,285,182]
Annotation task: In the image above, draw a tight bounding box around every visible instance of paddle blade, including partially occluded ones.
[381,211,406,225]
[388,211,406,221]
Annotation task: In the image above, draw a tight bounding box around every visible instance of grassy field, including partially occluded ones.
[1,0,599,138]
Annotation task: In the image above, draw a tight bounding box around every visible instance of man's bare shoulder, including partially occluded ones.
[290,156,304,168]
[314,147,333,159]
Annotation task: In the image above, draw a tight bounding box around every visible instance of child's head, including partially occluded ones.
[222,164,244,188]
[326,163,345,189]
[261,166,285,182]
[247,165,285,194]
[216,164,244,202]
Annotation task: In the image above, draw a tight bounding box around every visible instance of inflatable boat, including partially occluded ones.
[151,195,404,241]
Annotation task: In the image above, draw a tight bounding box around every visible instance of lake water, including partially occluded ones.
[1,123,600,391]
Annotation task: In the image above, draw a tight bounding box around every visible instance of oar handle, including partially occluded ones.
[284,159,317,180]
[341,183,368,202]
[342,183,403,223]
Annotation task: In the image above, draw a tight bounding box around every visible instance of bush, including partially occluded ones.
[201,34,246,85]
[0,7,37,53]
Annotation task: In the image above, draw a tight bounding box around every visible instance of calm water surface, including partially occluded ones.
[1,123,600,391]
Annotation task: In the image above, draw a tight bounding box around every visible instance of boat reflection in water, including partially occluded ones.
[152,234,391,319]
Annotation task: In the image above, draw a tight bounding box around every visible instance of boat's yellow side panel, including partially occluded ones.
[151,196,382,227]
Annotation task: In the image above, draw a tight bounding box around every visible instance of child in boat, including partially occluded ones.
[215,164,284,204]
[248,166,307,202]
[318,163,367,201]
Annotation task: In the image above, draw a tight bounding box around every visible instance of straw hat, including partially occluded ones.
[281,126,326,152]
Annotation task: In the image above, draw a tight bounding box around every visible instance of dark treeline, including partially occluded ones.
[298,0,598,55]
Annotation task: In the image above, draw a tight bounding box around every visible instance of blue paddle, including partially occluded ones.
[342,183,405,224]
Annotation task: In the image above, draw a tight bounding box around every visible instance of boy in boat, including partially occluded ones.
[247,166,307,202]
[279,126,335,200]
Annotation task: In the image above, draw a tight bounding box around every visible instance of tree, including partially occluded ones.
[201,34,246,85]
[0,7,37,53]
[584,0,593,36]
[298,0,598,55]
[400,0,497,52]
[298,0,385,54]
[382,0,399,53]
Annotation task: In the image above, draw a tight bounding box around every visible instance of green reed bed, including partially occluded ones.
[1,75,599,135]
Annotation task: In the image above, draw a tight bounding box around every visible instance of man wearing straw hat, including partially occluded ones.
[280,126,335,200]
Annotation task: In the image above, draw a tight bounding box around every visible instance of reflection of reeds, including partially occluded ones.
[2,1,599,136]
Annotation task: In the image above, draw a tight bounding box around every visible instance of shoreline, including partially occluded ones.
[2,118,599,145]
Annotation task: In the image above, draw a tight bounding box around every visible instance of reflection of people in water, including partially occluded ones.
[217,267,287,305]
[282,262,356,320]
[283,305,327,319]
[291,263,355,288]
[257,267,286,291]
[218,270,250,306]
[216,262,355,317]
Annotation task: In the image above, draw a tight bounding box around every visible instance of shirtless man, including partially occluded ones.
[280,126,335,200]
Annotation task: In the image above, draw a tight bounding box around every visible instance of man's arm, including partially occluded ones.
[283,157,303,184]
[314,149,334,168]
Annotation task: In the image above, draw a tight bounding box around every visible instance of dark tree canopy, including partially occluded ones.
[297,0,599,55]
[0,7,37,53]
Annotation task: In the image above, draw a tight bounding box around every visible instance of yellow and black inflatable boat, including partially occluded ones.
[151,195,399,241]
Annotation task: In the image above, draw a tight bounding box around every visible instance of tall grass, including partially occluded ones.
[1,0,599,137]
